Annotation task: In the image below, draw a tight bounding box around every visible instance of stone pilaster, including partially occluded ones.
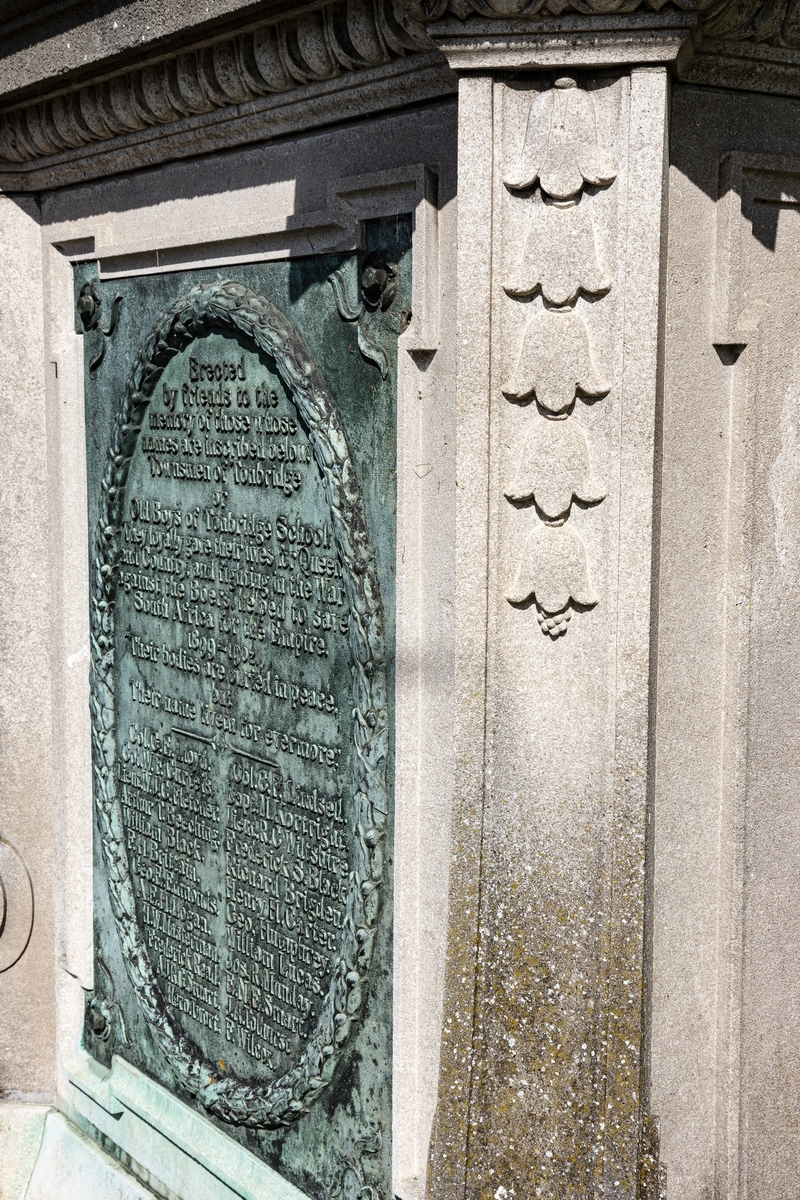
[427,23,673,1200]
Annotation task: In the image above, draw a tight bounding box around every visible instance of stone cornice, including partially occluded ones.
[0,52,453,191]
[685,0,800,42]
[0,1,323,107]
[405,0,709,18]
[4,0,800,185]
[0,0,433,167]
[407,0,800,32]
[426,11,699,68]
[677,33,800,94]
[408,0,800,94]
[676,0,800,95]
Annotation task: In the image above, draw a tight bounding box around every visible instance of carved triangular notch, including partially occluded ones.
[714,342,746,365]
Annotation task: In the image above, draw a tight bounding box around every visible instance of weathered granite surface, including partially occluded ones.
[653,79,800,1200]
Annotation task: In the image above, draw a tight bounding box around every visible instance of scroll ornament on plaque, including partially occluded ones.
[503,77,616,638]
[328,250,401,380]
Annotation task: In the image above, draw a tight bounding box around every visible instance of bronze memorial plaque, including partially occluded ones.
[79,227,408,1197]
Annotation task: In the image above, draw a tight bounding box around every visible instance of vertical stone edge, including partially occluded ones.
[427,73,495,1200]
[0,192,58,1103]
[40,228,96,1114]
[607,65,670,1200]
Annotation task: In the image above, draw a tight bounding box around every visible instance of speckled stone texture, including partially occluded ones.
[0,193,58,1105]
[429,67,668,1200]
[653,81,800,1200]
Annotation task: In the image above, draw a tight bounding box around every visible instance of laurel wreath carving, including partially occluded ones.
[90,280,389,1127]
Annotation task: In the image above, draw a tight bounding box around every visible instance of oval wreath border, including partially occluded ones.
[90,280,389,1128]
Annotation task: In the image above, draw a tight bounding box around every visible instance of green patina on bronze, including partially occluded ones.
[78,220,410,1200]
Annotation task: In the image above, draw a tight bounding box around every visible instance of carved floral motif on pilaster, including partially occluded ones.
[505,415,604,521]
[507,522,599,636]
[504,194,611,306]
[502,77,614,637]
[504,76,617,201]
[502,306,609,414]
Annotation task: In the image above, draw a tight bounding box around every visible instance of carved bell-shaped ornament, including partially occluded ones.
[506,416,605,521]
[503,307,609,416]
[505,77,617,201]
[505,193,611,307]
[507,521,599,617]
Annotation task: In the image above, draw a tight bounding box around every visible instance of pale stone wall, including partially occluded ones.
[0,194,57,1105]
[654,80,800,1200]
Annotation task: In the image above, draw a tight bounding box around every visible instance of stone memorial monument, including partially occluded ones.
[2,2,800,1200]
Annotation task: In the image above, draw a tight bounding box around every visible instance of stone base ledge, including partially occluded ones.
[0,1102,50,1200]
[62,1051,310,1200]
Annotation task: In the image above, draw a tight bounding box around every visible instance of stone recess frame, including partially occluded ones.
[713,151,800,348]
[90,279,389,1128]
[33,145,451,1200]
[56,165,440,352]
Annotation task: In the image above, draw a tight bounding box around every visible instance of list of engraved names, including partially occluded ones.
[115,340,354,1077]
